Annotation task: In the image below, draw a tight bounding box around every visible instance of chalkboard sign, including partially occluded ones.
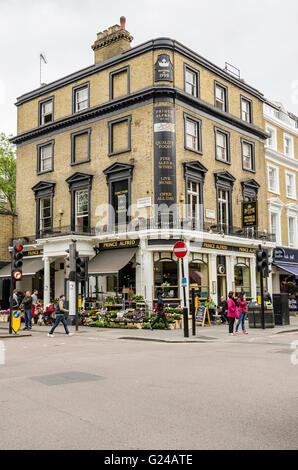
[196,305,211,327]
[196,304,205,322]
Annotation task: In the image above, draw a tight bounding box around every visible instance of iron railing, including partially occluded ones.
[14,219,274,245]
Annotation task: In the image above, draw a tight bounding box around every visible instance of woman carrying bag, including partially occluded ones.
[235,292,248,335]
[227,291,239,336]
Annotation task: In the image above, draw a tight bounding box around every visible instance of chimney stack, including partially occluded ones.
[92,17,133,64]
[120,16,126,30]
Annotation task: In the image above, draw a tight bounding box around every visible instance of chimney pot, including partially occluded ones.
[120,16,126,29]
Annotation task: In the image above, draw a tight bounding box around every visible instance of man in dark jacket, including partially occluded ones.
[218,296,228,324]
[21,291,33,330]
[150,291,169,330]
[48,295,73,337]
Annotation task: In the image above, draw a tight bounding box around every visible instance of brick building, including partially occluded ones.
[3,19,277,310]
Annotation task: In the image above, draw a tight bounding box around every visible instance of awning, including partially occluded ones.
[0,257,44,279]
[274,263,298,279]
[88,248,137,276]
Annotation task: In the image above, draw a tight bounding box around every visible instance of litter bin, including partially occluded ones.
[248,303,275,329]
[273,294,290,326]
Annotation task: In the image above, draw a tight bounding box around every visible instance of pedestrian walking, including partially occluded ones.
[150,291,169,330]
[31,289,39,324]
[227,291,239,336]
[48,295,73,337]
[21,291,33,330]
[235,292,248,335]
[10,289,19,309]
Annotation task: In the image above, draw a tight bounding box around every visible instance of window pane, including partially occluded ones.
[216,132,227,160]
[40,144,52,171]
[75,87,88,111]
[243,143,252,170]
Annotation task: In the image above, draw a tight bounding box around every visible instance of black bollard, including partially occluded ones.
[183,307,189,338]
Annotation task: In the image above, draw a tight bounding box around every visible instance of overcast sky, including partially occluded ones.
[1,0,297,136]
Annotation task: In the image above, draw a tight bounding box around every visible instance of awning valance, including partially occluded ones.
[274,263,298,279]
[88,248,137,276]
[0,258,44,279]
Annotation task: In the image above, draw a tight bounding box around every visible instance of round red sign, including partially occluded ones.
[13,271,22,280]
[173,241,188,259]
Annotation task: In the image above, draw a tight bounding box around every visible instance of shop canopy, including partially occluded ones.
[88,248,137,276]
[0,258,44,279]
[274,263,298,279]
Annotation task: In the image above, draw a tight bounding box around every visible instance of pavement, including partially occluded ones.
[1,316,298,450]
[1,316,297,342]
[1,317,298,450]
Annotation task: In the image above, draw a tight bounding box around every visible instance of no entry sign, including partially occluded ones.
[173,241,188,259]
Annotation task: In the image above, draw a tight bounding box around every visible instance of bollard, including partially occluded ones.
[183,307,189,338]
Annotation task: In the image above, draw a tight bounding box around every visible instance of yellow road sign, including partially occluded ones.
[11,310,21,334]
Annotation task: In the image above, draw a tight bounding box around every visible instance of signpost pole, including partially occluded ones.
[260,265,265,330]
[173,241,189,338]
[181,257,189,338]
[191,288,196,336]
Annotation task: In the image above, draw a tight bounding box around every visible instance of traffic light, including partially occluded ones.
[65,243,76,281]
[76,256,88,282]
[256,247,269,278]
[12,241,24,280]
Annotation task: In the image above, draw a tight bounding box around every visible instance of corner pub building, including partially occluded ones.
[2,18,276,309]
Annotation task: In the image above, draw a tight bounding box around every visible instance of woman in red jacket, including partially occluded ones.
[235,292,248,335]
[227,291,239,336]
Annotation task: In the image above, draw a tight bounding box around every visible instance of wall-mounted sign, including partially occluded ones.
[98,239,140,251]
[154,54,173,82]
[200,242,257,254]
[273,247,298,264]
[205,209,216,220]
[137,197,152,208]
[242,201,258,227]
[154,106,177,213]
[23,249,43,257]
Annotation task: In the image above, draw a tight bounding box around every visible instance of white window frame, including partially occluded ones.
[39,143,53,173]
[75,86,89,112]
[40,197,52,232]
[283,133,294,158]
[41,100,53,125]
[287,215,297,248]
[285,171,296,200]
[75,189,89,232]
[267,163,280,195]
[185,67,198,98]
[215,130,229,162]
[265,124,277,150]
[215,84,226,111]
[218,188,229,228]
[241,98,252,123]
[185,117,199,152]
[270,210,281,245]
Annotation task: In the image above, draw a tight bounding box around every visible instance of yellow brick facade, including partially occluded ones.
[0,213,16,262]
[11,25,281,304]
